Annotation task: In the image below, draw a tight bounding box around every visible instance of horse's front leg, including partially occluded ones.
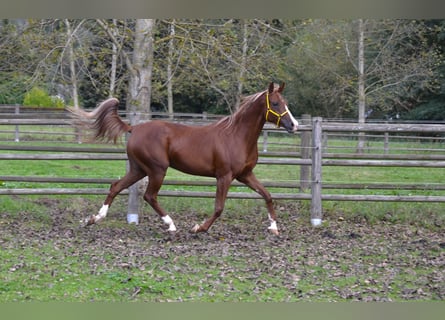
[236,171,279,235]
[191,174,232,233]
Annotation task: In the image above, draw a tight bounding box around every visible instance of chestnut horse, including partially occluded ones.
[70,82,298,235]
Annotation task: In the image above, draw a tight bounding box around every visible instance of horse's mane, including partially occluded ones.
[215,90,266,131]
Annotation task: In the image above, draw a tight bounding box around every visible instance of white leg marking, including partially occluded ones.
[162,215,177,232]
[267,213,279,233]
[268,220,278,232]
[94,204,109,223]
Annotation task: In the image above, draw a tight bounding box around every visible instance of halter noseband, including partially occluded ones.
[266,92,288,127]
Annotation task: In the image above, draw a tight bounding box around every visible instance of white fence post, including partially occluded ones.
[311,117,323,226]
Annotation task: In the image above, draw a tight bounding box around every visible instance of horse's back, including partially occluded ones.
[126,120,223,176]
[130,120,208,143]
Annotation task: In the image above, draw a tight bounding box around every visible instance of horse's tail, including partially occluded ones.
[67,98,131,144]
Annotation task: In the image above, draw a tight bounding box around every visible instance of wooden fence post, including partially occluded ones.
[14,105,20,142]
[262,130,268,152]
[311,117,323,226]
[299,114,311,191]
[127,111,141,224]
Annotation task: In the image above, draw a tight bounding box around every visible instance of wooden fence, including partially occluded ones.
[0,105,222,143]
[1,110,445,225]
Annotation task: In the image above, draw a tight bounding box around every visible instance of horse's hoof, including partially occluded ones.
[167,225,177,232]
[268,228,279,236]
[165,230,177,240]
[190,224,201,233]
[83,216,95,227]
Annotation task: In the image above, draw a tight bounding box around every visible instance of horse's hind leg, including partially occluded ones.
[236,171,279,235]
[143,171,177,232]
[86,163,145,225]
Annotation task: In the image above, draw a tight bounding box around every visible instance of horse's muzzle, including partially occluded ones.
[282,119,298,133]
[286,126,298,134]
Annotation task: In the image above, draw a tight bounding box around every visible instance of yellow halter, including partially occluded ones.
[265,92,288,127]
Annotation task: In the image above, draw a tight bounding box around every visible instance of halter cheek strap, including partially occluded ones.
[266,92,288,127]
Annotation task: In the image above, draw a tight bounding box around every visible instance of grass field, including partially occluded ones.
[0,131,444,301]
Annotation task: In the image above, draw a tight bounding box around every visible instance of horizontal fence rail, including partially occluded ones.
[2,153,445,168]
[1,111,445,225]
[2,176,445,191]
[1,188,443,204]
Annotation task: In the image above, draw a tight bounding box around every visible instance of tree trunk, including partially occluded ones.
[167,20,175,119]
[64,19,82,143]
[235,19,248,109]
[127,19,155,120]
[65,19,79,108]
[126,19,156,224]
[356,19,366,154]
[109,19,118,97]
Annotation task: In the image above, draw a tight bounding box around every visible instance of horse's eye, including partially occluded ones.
[272,102,279,107]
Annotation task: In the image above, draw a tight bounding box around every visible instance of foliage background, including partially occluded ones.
[0,19,444,120]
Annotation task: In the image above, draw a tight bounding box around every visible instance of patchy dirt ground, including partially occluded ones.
[1,197,444,301]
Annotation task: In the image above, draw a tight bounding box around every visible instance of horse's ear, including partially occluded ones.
[268,82,275,94]
[278,82,285,93]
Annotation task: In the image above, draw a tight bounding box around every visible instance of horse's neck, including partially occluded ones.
[231,100,266,147]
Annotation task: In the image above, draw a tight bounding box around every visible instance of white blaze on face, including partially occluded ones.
[285,105,299,132]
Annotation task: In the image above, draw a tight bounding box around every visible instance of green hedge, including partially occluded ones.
[23,87,64,108]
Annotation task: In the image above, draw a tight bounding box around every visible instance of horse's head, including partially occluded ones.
[265,82,298,133]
